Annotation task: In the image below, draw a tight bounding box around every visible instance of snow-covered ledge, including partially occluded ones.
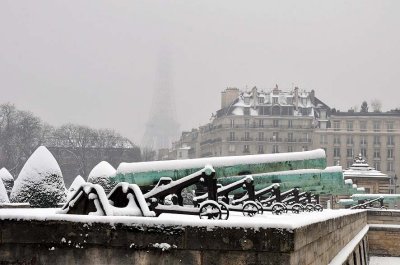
[0,208,368,265]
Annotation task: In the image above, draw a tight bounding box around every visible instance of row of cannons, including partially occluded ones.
[59,165,323,220]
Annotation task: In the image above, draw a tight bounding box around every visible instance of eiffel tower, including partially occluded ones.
[142,51,180,152]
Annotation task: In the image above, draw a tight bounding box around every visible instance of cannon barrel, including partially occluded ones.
[114,149,326,188]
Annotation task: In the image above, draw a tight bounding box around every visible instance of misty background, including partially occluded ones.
[1,1,399,144]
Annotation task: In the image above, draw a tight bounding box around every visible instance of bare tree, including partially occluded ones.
[371,99,382,112]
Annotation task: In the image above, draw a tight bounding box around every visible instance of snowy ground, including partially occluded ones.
[370,256,400,265]
[0,208,364,230]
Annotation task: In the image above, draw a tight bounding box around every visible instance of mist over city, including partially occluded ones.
[0,1,400,264]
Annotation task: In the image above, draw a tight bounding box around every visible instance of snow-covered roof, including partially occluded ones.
[0,179,9,203]
[343,154,389,179]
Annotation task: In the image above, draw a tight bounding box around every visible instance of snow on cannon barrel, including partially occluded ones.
[114,149,327,190]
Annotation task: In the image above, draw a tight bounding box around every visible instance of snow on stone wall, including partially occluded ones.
[10,146,67,207]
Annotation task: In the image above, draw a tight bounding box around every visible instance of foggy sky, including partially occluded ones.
[1,1,399,145]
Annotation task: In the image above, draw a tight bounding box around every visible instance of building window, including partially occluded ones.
[361,148,367,158]
[245,119,250,128]
[258,145,264,154]
[258,132,264,141]
[272,132,279,142]
[347,121,354,131]
[288,146,293,152]
[178,151,182,158]
[387,135,395,145]
[273,145,279,153]
[229,132,235,141]
[258,97,264,104]
[347,160,353,168]
[373,149,380,159]
[388,161,394,172]
[373,136,380,145]
[333,121,341,131]
[258,119,264,128]
[229,145,235,152]
[373,121,381,132]
[347,148,353,158]
[288,120,293,128]
[244,107,250,115]
[334,135,341,145]
[245,132,250,141]
[346,136,354,145]
[334,147,341,157]
[388,149,394,159]
[374,162,381,171]
[243,145,250,153]
[360,136,367,145]
[273,97,278,104]
[387,122,394,132]
[302,146,309,151]
[244,97,250,104]
[288,132,294,142]
[359,121,367,132]
[320,135,327,144]
[230,119,235,128]
[273,120,279,128]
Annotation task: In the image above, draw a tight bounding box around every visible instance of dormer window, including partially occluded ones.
[258,97,264,104]
[244,97,250,104]
[273,97,278,104]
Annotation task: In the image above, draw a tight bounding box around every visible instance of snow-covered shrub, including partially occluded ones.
[0,178,10,203]
[67,175,86,200]
[10,146,67,207]
[0,167,14,197]
[87,161,116,194]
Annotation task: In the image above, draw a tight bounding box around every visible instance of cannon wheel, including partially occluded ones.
[291,203,302,214]
[199,201,221,220]
[218,201,230,220]
[242,201,259,217]
[305,204,315,212]
[314,204,323,212]
[272,203,285,215]
[255,201,264,215]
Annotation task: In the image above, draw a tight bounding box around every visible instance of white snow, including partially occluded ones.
[0,178,10,203]
[67,175,86,200]
[10,146,66,207]
[117,149,326,174]
[0,207,364,230]
[0,167,14,182]
[370,257,400,265]
[328,225,369,265]
[344,179,353,185]
[232,107,244,115]
[87,161,116,193]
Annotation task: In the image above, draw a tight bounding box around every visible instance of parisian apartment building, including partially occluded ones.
[170,86,400,193]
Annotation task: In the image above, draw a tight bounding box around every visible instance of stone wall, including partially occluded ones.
[0,211,369,265]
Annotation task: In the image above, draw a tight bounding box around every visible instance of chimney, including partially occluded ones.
[294,87,299,110]
[221,87,240,108]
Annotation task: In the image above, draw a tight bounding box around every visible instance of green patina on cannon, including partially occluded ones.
[113,149,327,189]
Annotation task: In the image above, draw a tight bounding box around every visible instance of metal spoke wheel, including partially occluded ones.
[218,201,230,220]
[314,204,323,212]
[199,201,222,220]
[272,203,285,215]
[242,201,259,217]
[255,201,264,215]
[291,203,302,214]
[305,204,315,212]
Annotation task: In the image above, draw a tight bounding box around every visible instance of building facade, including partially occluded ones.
[171,86,400,193]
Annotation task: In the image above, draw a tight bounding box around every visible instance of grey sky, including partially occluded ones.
[1,1,399,144]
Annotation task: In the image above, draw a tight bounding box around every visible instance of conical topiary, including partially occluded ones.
[87,161,116,194]
[0,178,10,203]
[67,175,86,200]
[10,146,67,207]
[0,167,14,197]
